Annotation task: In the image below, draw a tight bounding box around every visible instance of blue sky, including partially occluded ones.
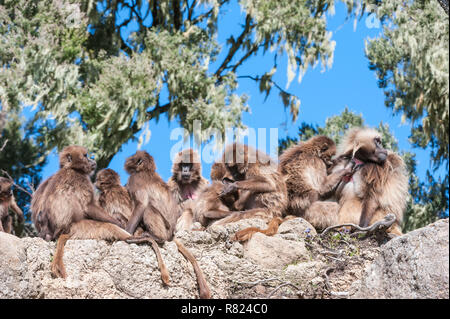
[38,0,444,185]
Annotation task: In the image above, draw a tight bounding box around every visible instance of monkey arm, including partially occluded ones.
[125,203,146,234]
[232,190,252,211]
[85,203,124,228]
[203,209,233,220]
[234,176,276,193]
[10,197,24,222]
[319,168,352,199]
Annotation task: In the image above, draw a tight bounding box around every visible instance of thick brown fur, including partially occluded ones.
[30,146,124,241]
[192,180,238,227]
[212,143,288,226]
[278,136,351,230]
[167,149,209,232]
[29,145,139,279]
[125,150,211,299]
[95,168,169,285]
[95,168,133,226]
[0,177,24,234]
[334,128,408,235]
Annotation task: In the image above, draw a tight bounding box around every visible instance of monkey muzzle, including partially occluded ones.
[181,173,191,182]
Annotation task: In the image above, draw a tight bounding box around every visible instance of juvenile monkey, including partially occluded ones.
[0,177,24,234]
[125,151,211,299]
[167,149,208,232]
[95,168,132,226]
[30,146,169,284]
[212,143,288,225]
[333,128,408,235]
[192,178,238,228]
[94,167,167,282]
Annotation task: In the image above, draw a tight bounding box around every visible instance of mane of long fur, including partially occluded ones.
[359,152,408,223]
[336,127,381,158]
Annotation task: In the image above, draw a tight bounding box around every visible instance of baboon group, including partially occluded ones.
[0,127,408,299]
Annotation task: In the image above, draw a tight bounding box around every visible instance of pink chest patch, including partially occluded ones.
[182,186,197,200]
[184,191,197,200]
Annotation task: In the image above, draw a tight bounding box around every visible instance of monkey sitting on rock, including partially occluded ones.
[332,128,408,236]
[0,176,24,234]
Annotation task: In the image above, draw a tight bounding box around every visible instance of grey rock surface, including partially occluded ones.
[1,217,448,299]
[351,218,449,299]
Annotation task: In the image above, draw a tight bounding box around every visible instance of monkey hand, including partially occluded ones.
[220,182,238,197]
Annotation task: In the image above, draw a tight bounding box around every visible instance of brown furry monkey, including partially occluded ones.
[94,167,169,284]
[30,146,169,285]
[192,178,238,228]
[278,136,352,229]
[0,177,24,233]
[125,150,211,299]
[212,143,288,226]
[334,128,408,235]
[167,149,208,232]
[95,168,133,226]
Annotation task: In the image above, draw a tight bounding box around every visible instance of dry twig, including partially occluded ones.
[0,169,33,197]
[0,139,8,152]
[320,214,396,238]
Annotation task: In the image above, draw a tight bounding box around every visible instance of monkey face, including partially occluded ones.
[178,163,193,183]
[173,149,202,184]
[95,169,121,190]
[222,143,250,180]
[59,145,97,174]
[125,151,156,174]
[225,163,246,181]
[354,136,387,164]
[319,141,336,167]
[0,177,13,201]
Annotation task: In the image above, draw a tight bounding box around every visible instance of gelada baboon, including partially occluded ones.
[95,168,169,284]
[30,146,130,277]
[192,177,238,228]
[212,143,288,226]
[124,151,211,299]
[167,149,208,232]
[0,177,24,233]
[95,168,133,226]
[334,128,408,235]
[30,146,168,284]
[278,136,352,229]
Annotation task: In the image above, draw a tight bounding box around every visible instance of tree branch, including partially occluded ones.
[437,0,449,15]
[0,169,33,197]
[0,139,8,152]
[320,213,397,237]
[214,14,254,80]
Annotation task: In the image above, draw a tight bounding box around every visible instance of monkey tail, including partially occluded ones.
[126,236,171,286]
[173,238,211,299]
[232,217,284,242]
